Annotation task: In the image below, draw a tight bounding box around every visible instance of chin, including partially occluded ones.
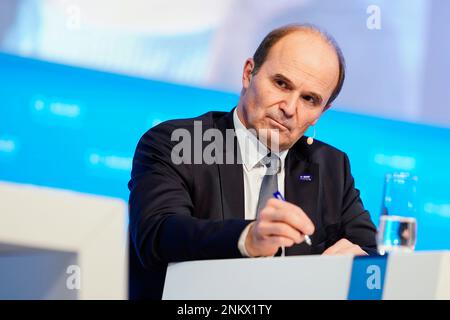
[268,138,291,152]
[279,142,293,152]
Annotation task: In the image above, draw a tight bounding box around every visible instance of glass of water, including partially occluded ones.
[377,172,418,255]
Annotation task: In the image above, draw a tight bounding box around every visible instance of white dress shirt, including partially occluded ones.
[233,109,288,256]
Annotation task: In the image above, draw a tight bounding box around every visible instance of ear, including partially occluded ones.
[242,58,254,89]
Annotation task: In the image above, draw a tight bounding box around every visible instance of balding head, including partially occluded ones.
[252,24,345,106]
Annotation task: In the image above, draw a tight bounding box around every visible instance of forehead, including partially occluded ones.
[262,31,340,93]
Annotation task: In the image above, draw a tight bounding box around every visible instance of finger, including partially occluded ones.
[322,240,344,255]
[335,245,368,256]
[322,246,337,255]
[330,239,353,252]
[267,200,315,234]
[267,235,295,248]
[265,198,286,209]
[260,202,315,235]
[323,239,356,255]
[256,221,303,243]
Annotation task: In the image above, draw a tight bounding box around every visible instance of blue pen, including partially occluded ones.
[273,191,312,246]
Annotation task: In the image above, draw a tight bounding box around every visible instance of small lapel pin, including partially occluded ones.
[299,174,313,182]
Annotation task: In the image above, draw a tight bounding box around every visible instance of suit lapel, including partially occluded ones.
[284,137,320,255]
[215,109,245,220]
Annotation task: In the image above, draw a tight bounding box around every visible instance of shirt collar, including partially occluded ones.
[233,108,288,171]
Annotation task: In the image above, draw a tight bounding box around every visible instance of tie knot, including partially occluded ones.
[261,153,280,175]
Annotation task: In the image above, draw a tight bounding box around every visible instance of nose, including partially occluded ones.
[279,92,297,117]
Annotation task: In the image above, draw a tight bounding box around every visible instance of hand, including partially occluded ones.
[322,238,368,256]
[245,198,315,257]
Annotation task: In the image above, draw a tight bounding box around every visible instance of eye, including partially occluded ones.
[274,79,288,89]
[302,95,317,105]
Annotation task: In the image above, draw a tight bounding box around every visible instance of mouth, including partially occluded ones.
[267,116,289,131]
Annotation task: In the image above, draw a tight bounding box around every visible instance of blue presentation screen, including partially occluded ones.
[1,53,449,251]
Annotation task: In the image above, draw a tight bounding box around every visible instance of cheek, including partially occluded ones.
[296,108,322,126]
[288,128,305,140]
[251,81,280,107]
[287,109,322,139]
[247,96,269,123]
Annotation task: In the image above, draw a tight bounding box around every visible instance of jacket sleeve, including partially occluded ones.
[128,124,251,269]
[340,153,379,255]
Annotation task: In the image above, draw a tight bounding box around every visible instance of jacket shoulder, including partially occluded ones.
[150,111,228,133]
[310,138,346,158]
[293,136,347,163]
[134,111,229,150]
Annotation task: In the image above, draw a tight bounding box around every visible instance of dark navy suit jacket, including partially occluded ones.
[128,109,377,299]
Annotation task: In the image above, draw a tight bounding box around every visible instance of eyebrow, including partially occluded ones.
[273,73,324,105]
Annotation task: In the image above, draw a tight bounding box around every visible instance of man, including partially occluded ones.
[128,24,377,299]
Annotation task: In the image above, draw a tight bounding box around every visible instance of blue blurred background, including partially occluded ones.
[1,0,449,251]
